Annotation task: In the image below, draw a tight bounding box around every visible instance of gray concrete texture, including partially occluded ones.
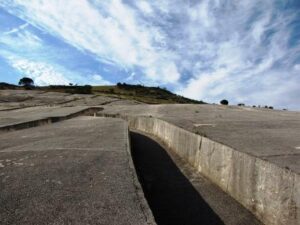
[0,90,139,110]
[99,104,300,225]
[0,106,101,132]
[0,117,155,225]
[100,104,300,174]
[131,131,262,225]
[1,89,299,224]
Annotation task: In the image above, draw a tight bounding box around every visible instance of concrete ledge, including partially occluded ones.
[0,107,102,133]
[100,114,299,225]
[124,122,157,225]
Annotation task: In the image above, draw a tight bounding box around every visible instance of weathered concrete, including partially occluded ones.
[131,131,262,225]
[99,105,300,225]
[99,104,300,174]
[0,117,155,225]
[0,90,140,109]
[0,106,101,132]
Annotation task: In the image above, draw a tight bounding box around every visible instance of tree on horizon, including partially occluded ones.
[18,77,34,87]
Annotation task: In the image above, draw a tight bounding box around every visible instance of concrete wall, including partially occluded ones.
[127,116,299,225]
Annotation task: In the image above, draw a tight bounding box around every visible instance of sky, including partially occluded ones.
[0,0,299,109]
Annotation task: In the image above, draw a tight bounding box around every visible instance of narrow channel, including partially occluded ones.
[130,131,224,225]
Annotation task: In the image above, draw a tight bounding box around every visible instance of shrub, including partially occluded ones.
[19,77,34,87]
[220,99,229,105]
[68,85,92,94]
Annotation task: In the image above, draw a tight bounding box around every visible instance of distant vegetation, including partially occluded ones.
[0,81,204,104]
[46,85,93,94]
[18,77,34,87]
[92,83,205,104]
[220,99,229,105]
[0,82,18,90]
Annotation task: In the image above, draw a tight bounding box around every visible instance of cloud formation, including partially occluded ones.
[8,56,71,86]
[0,0,299,109]
[0,0,180,83]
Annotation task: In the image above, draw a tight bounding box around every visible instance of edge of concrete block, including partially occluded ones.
[98,113,299,225]
[0,107,103,133]
[123,121,157,225]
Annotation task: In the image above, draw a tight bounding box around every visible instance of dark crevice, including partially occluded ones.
[130,131,224,225]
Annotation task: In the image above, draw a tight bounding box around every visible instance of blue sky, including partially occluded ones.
[0,0,299,109]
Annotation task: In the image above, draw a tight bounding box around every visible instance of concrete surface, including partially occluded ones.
[131,131,262,225]
[1,89,299,224]
[99,104,300,174]
[0,90,140,109]
[0,106,101,132]
[99,105,300,225]
[0,117,155,225]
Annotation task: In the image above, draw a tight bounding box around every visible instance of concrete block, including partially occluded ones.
[127,116,299,225]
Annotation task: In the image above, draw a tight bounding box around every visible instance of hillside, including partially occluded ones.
[0,82,205,104]
[92,83,205,104]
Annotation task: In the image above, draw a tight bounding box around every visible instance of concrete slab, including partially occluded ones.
[0,117,154,225]
[63,95,121,106]
[0,106,102,132]
[99,104,300,174]
[0,90,141,108]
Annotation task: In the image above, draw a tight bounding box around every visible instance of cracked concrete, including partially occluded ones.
[0,117,155,225]
[98,107,300,225]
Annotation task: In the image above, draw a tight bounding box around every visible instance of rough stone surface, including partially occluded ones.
[0,117,155,225]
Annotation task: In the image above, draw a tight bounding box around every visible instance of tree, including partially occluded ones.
[220,99,229,105]
[19,77,34,87]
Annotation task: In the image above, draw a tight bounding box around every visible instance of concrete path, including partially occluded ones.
[0,117,155,225]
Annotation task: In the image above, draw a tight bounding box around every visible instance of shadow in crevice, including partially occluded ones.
[130,131,224,225]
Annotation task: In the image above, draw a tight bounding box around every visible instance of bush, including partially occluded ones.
[78,85,92,94]
[220,99,229,105]
[67,85,92,94]
[19,77,34,87]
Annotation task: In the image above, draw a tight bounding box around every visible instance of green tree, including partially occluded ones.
[220,99,229,105]
[18,77,34,87]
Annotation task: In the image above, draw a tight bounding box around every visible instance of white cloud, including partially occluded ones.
[136,1,153,14]
[8,56,70,86]
[0,26,42,50]
[3,23,28,35]
[294,64,300,71]
[126,72,135,81]
[92,74,112,85]
[1,0,300,108]
[0,0,180,83]
[175,0,300,108]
